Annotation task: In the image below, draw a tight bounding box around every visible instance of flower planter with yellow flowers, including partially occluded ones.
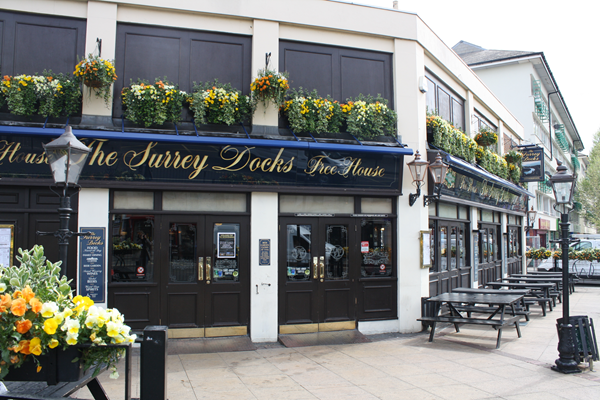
[0,246,136,382]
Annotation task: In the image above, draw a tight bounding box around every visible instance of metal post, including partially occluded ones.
[57,195,72,277]
[552,212,580,373]
[140,326,168,400]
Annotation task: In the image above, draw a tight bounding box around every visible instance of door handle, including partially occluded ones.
[198,257,204,281]
[206,257,212,284]
[313,257,318,279]
[319,256,325,280]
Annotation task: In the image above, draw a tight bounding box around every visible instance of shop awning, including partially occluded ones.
[442,153,533,198]
[0,125,414,156]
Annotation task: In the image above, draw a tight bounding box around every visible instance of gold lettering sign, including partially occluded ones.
[0,138,393,186]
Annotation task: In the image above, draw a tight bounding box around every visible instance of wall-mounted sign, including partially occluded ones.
[441,169,527,212]
[520,147,545,182]
[361,241,369,254]
[217,232,236,258]
[0,135,403,191]
[539,219,551,230]
[420,231,431,269]
[78,227,105,303]
[0,224,14,269]
[259,239,270,266]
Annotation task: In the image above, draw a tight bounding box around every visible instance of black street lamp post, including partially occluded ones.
[548,160,580,374]
[37,126,92,278]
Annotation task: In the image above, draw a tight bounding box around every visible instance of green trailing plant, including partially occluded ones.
[341,94,397,140]
[121,78,187,127]
[0,72,81,118]
[251,68,289,108]
[427,113,477,163]
[73,54,117,105]
[474,125,498,147]
[281,88,343,134]
[188,80,253,126]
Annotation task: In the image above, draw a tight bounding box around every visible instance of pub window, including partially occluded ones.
[438,203,457,219]
[114,191,154,210]
[280,195,354,214]
[360,218,392,277]
[425,72,465,131]
[481,210,494,222]
[163,192,246,212]
[111,214,155,282]
[361,198,392,214]
[459,206,468,220]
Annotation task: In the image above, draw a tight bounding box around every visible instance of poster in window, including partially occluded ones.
[420,231,431,269]
[217,232,236,258]
[0,225,14,269]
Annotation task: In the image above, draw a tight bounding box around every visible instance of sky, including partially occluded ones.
[339,0,599,153]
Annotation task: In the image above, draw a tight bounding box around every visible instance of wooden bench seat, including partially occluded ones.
[418,314,522,349]
[523,296,553,316]
[453,305,531,320]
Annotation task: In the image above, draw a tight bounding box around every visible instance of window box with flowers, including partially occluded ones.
[121,79,187,128]
[281,89,343,135]
[188,80,253,129]
[427,114,477,163]
[73,54,118,105]
[0,246,136,382]
[341,94,397,141]
[0,72,81,120]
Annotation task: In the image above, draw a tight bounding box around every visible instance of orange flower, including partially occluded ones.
[0,293,11,312]
[18,340,31,355]
[30,298,42,314]
[22,286,35,302]
[13,290,22,299]
[15,319,32,334]
[10,355,20,364]
[11,298,27,317]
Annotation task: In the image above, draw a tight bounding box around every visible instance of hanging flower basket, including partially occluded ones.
[83,79,104,89]
[474,127,498,147]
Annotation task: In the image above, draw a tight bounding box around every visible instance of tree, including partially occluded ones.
[576,129,600,228]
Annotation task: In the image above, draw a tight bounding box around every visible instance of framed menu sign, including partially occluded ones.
[0,225,14,268]
[217,232,236,258]
[78,228,106,303]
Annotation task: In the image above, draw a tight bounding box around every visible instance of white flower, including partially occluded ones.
[41,302,59,318]
[0,282,6,293]
[109,366,119,379]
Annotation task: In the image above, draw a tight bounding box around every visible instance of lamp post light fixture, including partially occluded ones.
[407,150,429,206]
[548,160,580,374]
[423,152,449,207]
[37,126,92,278]
[526,206,537,232]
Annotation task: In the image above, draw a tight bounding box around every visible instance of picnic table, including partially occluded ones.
[418,292,524,349]
[504,277,563,305]
[486,281,555,316]
[451,288,531,320]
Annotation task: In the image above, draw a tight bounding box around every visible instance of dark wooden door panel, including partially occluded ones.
[0,11,85,77]
[114,23,251,118]
[166,292,199,328]
[208,291,242,326]
[283,290,314,324]
[359,281,396,319]
[323,287,351,321]
[279,40,393,106]
[109,286,159,330]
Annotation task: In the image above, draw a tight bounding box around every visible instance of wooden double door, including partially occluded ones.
[279,216,397,332]
[109,214,249,337]
[477,223,502,287]
[428,219,471,296]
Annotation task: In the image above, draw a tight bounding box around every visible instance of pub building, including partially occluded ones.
[0,1,529,341]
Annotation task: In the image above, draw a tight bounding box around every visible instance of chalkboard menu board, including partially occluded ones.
[79,228,106,303]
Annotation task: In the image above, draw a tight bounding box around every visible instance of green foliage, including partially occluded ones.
[188,80,253,126]
[282,88,343,134]
[342,94,397,140]
[121,79,187,127]
[427,114,477,163]
[576,130,600,228]
[0,72,81,118]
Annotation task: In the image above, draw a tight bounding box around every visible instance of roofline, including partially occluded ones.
[468,52,583,151]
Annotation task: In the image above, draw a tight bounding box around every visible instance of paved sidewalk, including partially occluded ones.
[75,285,600,399]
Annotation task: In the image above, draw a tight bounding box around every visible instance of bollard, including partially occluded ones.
[140,326,168,400]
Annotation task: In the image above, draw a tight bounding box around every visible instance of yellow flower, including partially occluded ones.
[29,337,42,356]
[48,338,59,349]
[43,317,59,335]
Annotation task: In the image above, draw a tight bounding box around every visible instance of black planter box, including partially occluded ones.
[3,347,84,385]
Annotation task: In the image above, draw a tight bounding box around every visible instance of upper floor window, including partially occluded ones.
[425,73,465,131]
